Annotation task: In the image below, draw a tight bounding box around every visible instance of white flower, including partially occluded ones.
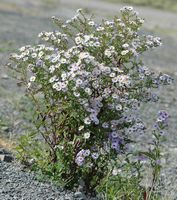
[104,49,112,57]
[61,73,67,81]
[84,35,91,42]
[49,76,57,83]
[75,36,83,45]
[96,26,104,31]
[116,104,122,111]
[88,21,95,26]
[76,8,82,13]
[78,126,84,131]
[122,44,129,49]
[94,41,100,47]
[45,32,52,37]
[103,67,111,74]
[23,57,28,61]
[121,50,129,56]
[49,65,55,73]
[84,132,90,139]
[57,39,61,44]
[55,63,61,69]
[72,15,79,21]
[64,52,70,59]
[73,92,80,97]
[43,37,49,41]
[84,87,92,95]
[66,19,71,24]
[31,53,37,58]
[112,93,118,99]
[110,72,116,78]
[51,56,59,63]
[27,82,31,88]
[76,79,83,86]
[92,68,101,76]
[139,18,144,24]
[30,76,36,82]
[112,77,119,83]
[112,168,122,176]
[38,32,43,37]
[53,82,61,91]
[61,82,67,89]
[79,52,89,59]
[38,51,44,58]
[60,58,67,64]
[19,46,26,52]
[121,6,133,12]
[84,117,91,125]
[127,6,133,11]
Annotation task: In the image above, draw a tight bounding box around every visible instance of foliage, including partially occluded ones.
[9,6,172,199]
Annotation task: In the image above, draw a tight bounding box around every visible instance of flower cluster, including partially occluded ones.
[153,110,169,131]
[10,6,172,192]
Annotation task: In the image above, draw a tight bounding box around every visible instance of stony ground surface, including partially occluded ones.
[0,160,101,200]
[0,0,177,199]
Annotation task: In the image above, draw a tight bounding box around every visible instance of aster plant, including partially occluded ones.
[10,7,172,199]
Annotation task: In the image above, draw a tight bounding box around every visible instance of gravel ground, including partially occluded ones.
[0,0,177,199]
[0,160,101,200]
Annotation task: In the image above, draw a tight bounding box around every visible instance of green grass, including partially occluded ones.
[104,0,177,12]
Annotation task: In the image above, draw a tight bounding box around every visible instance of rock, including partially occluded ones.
[0,148,14,162]
[0,154,5,161]
[0,154,14,162]
[64,194,74,200]
[0,148,11,154]
[1,74,9,79]
[74,191,86,199]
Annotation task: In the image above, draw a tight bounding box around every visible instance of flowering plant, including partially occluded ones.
[10,6,172,198]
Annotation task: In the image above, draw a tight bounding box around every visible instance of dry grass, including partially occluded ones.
[0,137,16,152]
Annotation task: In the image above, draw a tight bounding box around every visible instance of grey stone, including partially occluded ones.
[64,194,74,200]
[74,191,86,199]
[1,73,9,79]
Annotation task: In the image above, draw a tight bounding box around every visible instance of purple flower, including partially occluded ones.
[111,142,119,150]
[137,155,148,162]
[75,156,84,166]
[155,159,161,165]
[83,149,90,157]
[54,48,59,53]
[76,149,85,157]
[152,123,159,130]
[159,130,165,136]
[157,110,169,125]
[111,131,118,138]
[36,59,43,66]
[158,110,169,119]
[151,93,159,102]
[91,152,99,160]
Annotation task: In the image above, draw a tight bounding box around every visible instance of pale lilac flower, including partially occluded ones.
[91,152,99,160]
[83,149,91,157]
[75,156,84,166]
